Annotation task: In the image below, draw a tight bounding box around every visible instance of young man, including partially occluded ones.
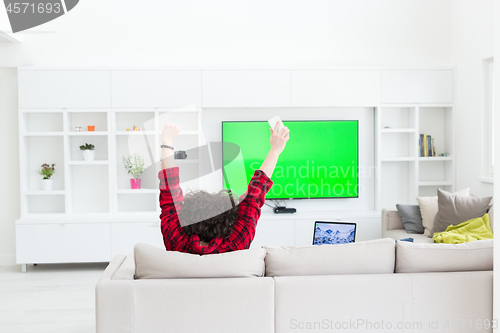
[158,122,290,254]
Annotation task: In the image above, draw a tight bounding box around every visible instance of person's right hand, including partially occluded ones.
[162,123,181,144]
[269,122,290,154]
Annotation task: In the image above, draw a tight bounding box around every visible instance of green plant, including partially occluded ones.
[79,143,95,150]
[122,154,144,179]
[37,163,55,180]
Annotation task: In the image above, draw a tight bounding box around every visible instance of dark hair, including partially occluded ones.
[180,189,240,243]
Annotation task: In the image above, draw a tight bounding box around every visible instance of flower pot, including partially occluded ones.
[130,178,141,189]
[82,149,95,161]
[41,179,53,191]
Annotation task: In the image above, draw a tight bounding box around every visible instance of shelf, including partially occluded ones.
[115,131,157,135]
[381,128,416,133]
[68,160,109,165]
[25,190,65,195]
[381,157,415,162]
[23,132,64,136]
[418,181,453,186]
[68,131,109,136]
[418,156,452,161]
[116,189,158,194]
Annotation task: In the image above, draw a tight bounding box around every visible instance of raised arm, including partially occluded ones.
[224,122,290,250]
[161,123,181,170]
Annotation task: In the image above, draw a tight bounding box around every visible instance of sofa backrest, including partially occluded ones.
[264,238,396,277]
[395,239,494,273]
[134,243,266,279]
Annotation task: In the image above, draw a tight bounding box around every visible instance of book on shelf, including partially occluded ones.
[419,134,436,157]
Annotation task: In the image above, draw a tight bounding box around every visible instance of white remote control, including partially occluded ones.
[268,116,285,132]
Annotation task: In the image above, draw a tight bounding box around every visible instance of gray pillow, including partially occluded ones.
[431,189,492,234]
[396,204,424,234]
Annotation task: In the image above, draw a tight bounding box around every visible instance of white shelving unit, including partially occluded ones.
[19,108,203,216]
[15,67,454,271]
[375,105,455,208]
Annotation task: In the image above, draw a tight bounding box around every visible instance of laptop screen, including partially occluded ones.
[313,221,356,245]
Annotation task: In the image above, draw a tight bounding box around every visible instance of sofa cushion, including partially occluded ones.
[395,239,493,273]
[134,243,266,279]
[432,189,492,234]
[417,187,470,237]
[264,238,395,277]
[396,204,424,234]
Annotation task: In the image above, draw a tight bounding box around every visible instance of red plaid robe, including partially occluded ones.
[158,167,273,254]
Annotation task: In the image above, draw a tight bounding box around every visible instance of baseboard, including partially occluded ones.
[0,255,16,266]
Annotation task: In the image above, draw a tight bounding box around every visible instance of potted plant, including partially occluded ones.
[80,143,95,161]
[122,154,144,189]
[37,163,55,191]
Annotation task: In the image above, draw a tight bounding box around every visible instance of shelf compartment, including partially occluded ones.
[23,112,63,133]
[418,184,454,197]
[419,160,453,183]
[115,112,155,132]
[116,134,158,190]
[381,107,416,129]
[70,165,109,213]
[117,193,157,213]
[419,107,453,157]
[70,135,108,161]
[25,136,65,192]
[380,161,417,207]
[26,194,65,214]
[380,132,417,159]
[67,112,108,132]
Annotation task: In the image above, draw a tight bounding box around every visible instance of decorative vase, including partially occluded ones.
[41,179,53,191]
[130,178,141,189]
[82,150,95,161]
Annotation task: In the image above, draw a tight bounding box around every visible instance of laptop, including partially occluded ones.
[313,221,357,245]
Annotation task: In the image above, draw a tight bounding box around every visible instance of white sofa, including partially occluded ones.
[382,205,494,243]
[96,239,493,333]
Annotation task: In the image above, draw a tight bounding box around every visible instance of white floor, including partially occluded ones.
[0,262,108,333]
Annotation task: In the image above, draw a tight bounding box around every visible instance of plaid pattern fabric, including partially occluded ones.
[158,167,273,254]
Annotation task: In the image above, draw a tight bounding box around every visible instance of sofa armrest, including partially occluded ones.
[96,255,134,333]
[382,209,405,232]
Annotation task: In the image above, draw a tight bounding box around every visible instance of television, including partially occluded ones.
[222,120,359,199]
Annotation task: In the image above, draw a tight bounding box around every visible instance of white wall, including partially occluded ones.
[0,68,19,265]
[451,0,495,197]
[0,0,452,68]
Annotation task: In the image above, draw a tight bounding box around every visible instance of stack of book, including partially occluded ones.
[419,134,436,157]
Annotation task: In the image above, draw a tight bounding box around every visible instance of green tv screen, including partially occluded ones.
[222,120,359,199]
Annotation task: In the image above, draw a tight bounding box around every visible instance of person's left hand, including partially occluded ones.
[162,123,181,143]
